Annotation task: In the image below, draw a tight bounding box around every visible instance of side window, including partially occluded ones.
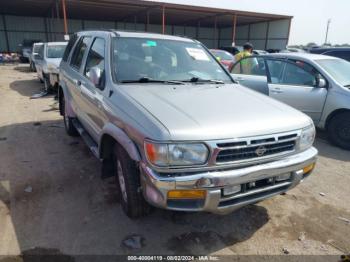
[70,36,91,70]
[281,62,316,86]
[84,37,106,78]
[62,34,78,62]
[231,57,266,76]
[266,59,285,84]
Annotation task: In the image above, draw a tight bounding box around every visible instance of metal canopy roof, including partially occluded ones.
[1,0,292,27]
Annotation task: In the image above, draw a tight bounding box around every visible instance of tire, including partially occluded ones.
[113,144,150,218]
[62,95,79,137]
[328,111,350,150]
[43,74,52,93]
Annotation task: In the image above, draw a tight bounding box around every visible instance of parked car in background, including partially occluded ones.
[210,49,235,70]
[309,47,350,62]
[29,42,43,72]
[219,46,242,55]
[18,39,41,63]
[230,53,350,149]
[58,30,317,218]
[280,48,307,53]
[253,50,268,55]
[35,42,67,92]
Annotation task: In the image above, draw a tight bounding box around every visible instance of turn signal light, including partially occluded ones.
[303,163,315,174]
[167,190,206,199]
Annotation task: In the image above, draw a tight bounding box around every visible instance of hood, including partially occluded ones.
[120,83,312,141]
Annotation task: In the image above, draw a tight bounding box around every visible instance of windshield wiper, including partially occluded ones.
[344,84,350,88]
[121,77,184,85]
[179,77,225,84]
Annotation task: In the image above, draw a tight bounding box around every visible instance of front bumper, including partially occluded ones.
[140,147,317,214]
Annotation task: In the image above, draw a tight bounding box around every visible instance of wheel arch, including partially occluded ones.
[99,123,141,162]
[325,108,350,130]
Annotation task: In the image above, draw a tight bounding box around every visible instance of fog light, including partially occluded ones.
[303,163,315,174]
[167,190,206,199]
[223,185,241,196]
[276,173,291,182]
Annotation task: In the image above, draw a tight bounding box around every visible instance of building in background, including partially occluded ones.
[0,0,292,52]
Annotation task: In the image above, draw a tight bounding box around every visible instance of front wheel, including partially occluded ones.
[328,111,350,150]
[113,145,150,218]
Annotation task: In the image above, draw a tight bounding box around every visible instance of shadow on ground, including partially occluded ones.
[9,79,47,98]
[315,129,350,162]
[0,120,269,257]
[13,65,32,73]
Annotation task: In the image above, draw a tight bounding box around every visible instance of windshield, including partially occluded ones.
[47,45,67,59]
[317,58,350,86]
[112,37,232,83]
[210,50,234,60]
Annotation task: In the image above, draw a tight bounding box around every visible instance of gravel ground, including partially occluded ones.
[0,64,349,259]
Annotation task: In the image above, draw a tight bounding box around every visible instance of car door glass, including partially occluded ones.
[282,61,316,86]
[70,36,91,70]
[266,59,285,83]
[84,37,105,81]
[231,57,266,76]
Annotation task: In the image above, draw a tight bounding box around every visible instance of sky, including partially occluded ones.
[150,0,350,45]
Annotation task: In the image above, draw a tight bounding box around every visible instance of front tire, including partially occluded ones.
[62,95,79,137]
[113,145,150,218]
[328,111,350,150]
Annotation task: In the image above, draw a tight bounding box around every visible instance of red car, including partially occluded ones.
[210,49,236,71]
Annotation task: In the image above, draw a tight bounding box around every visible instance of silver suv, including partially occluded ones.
[58,30,318,218]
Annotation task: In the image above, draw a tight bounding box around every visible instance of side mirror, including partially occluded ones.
[88,67,104,89]
[316,76,327,88]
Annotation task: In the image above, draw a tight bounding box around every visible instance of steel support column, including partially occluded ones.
[232,14,237,45]
[61,0,68,35]
[146,11,150,31]
[214,16,217,48]
[2,15,10,52]
[162,5,166,34]
[264,21,270,50]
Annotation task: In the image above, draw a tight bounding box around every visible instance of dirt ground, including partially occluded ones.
[0,64,349,259]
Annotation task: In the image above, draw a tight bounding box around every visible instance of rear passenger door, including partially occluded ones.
[79,37,107,141]
[230,57,269,95]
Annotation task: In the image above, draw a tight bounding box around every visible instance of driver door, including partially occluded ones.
[266,59,328,123]
[230,56,269,95]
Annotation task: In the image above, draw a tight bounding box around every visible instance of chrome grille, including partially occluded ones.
[216,133,297,163]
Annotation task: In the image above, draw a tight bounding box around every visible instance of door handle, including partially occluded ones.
[271,89,283,94]
[236,77,245,81]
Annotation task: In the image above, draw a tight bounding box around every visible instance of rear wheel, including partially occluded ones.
[113,145,150,218]
[328,111,350,150]
[62,95,79,137]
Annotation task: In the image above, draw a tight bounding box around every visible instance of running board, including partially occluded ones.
[71,119,99,158]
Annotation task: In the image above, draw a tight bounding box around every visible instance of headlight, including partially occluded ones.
[145,141,209,167]
[299,125,316,151]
